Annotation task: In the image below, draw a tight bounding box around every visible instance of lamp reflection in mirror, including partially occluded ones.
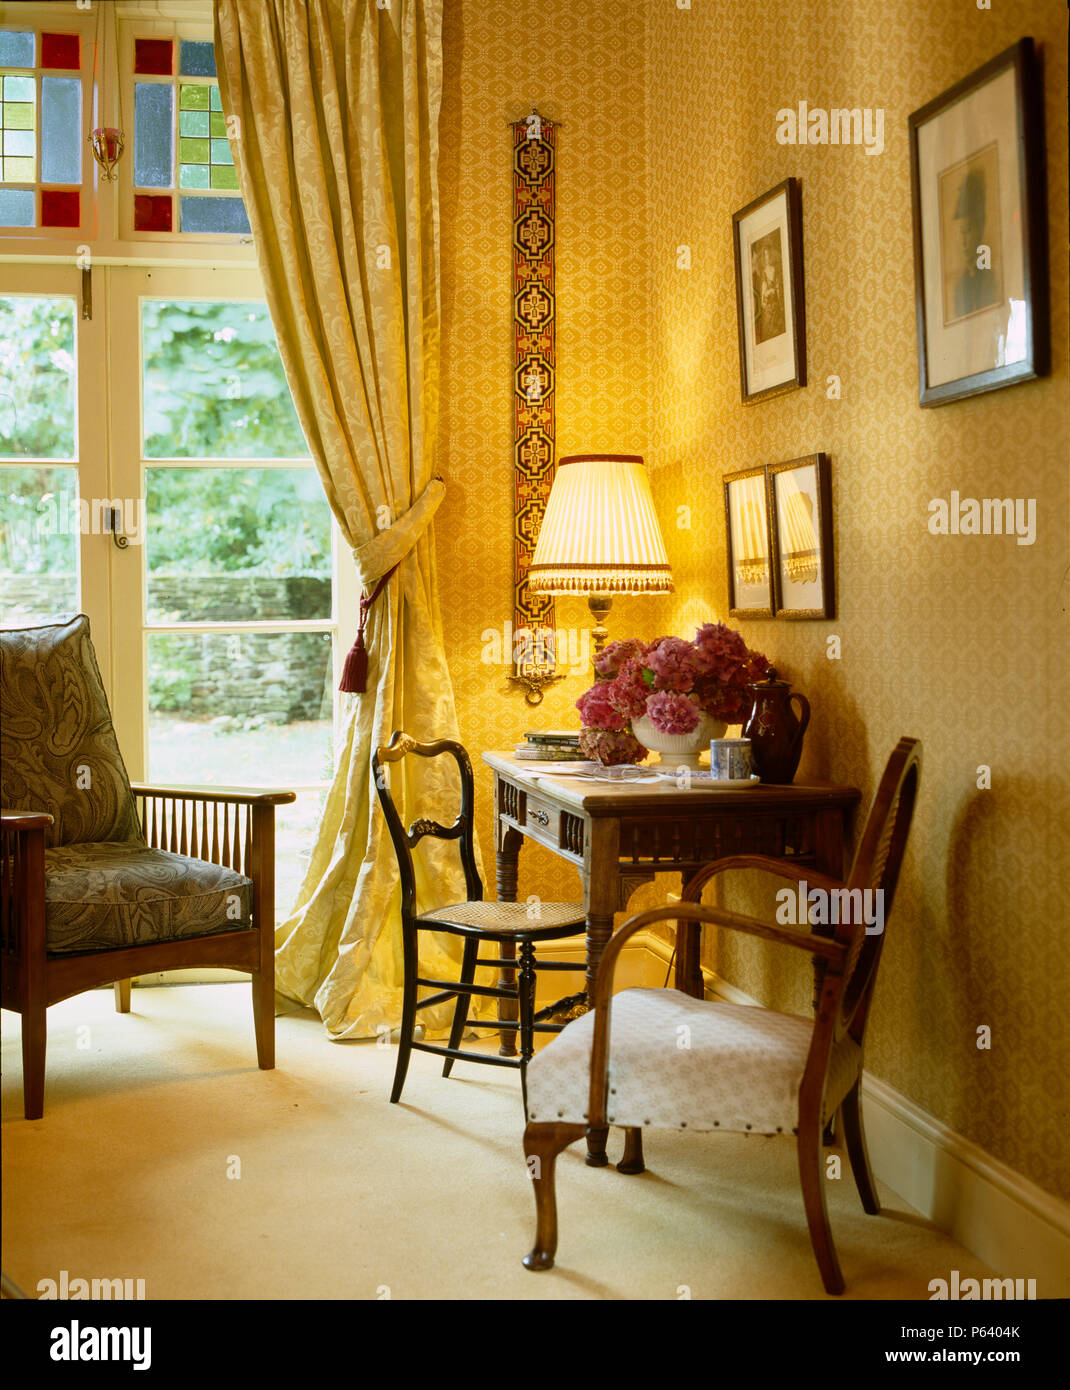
[528,454,674,656]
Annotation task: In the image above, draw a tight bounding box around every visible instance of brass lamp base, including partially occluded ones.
[587,593,613,657]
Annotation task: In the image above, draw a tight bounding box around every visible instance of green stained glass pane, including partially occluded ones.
[180,163,209,189]
[179,83,209,111]
[3,157,34,181]
[4,130,33,156]
[210,87,222,111]
[209,164,238,190]
[210,138,232,165]
[210,111,226,137]
[179,138,209,164]
[179,109,209,138]
[4,103,34,131]
[4,76,33,102]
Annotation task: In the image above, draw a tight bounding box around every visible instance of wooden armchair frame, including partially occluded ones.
[1,782,294,1119]
[523,738,921,1294]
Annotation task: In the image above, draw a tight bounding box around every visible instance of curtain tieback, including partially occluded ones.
[338,564,399,694]
[338,476,446,695]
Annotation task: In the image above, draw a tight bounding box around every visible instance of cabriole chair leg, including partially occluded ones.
[522,1121,586,1270]
[797,1123,845,1295]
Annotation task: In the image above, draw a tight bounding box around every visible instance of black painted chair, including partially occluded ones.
[373,732,586,1107]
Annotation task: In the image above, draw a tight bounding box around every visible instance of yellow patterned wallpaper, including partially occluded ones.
[437,0,1069,1200]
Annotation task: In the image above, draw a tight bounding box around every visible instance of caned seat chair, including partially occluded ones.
[373,731,587,1106]
[521,737,921,1294]
[0,616,294,1119]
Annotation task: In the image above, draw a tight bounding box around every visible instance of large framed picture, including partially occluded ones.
[768,453,834,620]
[909,38,1049,407]
[732,178,806,404]
[724,464,773,617]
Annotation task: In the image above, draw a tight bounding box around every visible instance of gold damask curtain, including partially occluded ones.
[214,0,478,1038]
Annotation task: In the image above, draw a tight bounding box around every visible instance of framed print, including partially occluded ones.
[724,464,773,617]
[769,453,834,620]
[732,178,806,404]
[909,37,1049,406]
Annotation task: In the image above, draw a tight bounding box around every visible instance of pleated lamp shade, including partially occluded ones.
[528,455,674,595]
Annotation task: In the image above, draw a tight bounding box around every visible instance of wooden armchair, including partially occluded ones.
[520,737,921,1294]
[0,616,294,1119]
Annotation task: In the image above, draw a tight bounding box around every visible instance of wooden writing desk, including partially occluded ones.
[484,749,861,1011]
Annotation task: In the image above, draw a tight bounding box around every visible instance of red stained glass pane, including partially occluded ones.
[42,32,81,70]
[134,38,173,76]
[41,189,80,228]
[134,193,173,232]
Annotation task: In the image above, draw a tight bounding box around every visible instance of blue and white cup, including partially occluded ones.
[709,737,753,781]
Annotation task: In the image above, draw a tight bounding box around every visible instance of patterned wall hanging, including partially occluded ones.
[509,108,563,704]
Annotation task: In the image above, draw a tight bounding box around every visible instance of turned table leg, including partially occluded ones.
[496,825,523,1058]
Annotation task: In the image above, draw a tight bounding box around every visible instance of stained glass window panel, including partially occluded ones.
[41,32,80,71]
[210,164,238,191]
[134,38,172,76]
[134,82,173,187]
[0,31,34,66]
[179,195,250,235]
[41,76,81,183]
[0,297,76,460]
[179,83,210,112]
[0,188,34,224]
[133,192,172,232]
[179,109,209,138]
[41,189,79,227]
[179,41,216,78]
[179,163,209,190]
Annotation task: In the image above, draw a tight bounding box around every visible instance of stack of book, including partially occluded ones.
[514,729,586,761]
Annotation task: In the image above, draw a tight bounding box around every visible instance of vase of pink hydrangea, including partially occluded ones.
[575,624,768,769]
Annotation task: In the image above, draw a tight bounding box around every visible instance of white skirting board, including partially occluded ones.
[634,930,1070,1296]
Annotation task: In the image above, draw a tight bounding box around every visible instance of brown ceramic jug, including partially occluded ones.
[743,668,811,784]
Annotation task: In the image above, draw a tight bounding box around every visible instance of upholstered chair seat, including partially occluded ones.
[525,988,862,1134]
[43,842,253,956]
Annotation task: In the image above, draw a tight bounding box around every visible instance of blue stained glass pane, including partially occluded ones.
[0,31,35,67]
[210,138,232,165]
[41,77,81,183]
[4,130,33,156]
[4,75,34,102]
[179,163,209,189]
[179,41,216,77]
[179,196,249,235]
[209,87,222,112]
[134,83,173,188]
[0,187,34,225]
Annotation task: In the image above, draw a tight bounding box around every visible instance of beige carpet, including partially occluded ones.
[2,984,996,1301]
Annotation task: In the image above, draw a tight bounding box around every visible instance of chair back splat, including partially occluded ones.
[372,732,483,918]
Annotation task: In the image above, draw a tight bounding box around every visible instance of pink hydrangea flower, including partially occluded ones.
[593,638,646,680]
[579,727,646,766]
[575,682,624,731]
[605,657,651,720]
[645,690,701,735]
[644,636,699,693]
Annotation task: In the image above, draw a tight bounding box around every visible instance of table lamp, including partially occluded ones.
[528,453,674,655]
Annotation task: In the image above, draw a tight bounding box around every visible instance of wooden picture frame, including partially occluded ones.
[732,178,806,404]
[723,463,773,618]
[768,453,834,620]
[909,37,1049,407]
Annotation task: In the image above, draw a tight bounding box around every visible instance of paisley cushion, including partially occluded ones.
[525,987,862,1134]
[44,842,252,955]
[0,615,142,849]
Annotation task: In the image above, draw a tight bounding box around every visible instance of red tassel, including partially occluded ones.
[338,635,368,694]
[338,561,399,695]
